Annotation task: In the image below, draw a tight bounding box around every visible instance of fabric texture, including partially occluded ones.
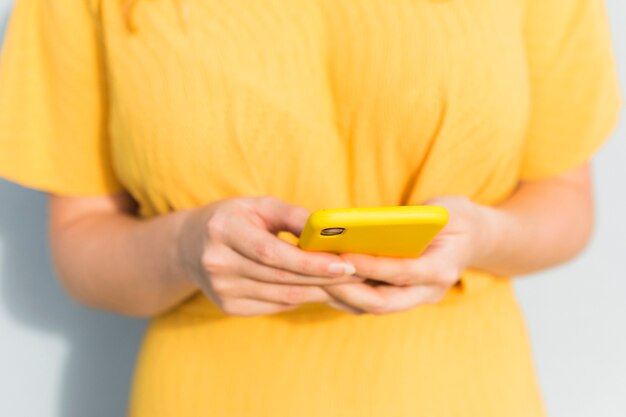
[0,0,621,416]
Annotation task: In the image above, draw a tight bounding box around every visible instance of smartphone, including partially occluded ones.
[297,205,449,258]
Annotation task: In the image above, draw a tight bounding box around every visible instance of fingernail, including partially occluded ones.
[328,262,356,275]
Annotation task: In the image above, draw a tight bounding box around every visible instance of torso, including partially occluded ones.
[91,2,545,416]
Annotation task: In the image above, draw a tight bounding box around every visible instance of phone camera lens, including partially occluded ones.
[320,228,345,236]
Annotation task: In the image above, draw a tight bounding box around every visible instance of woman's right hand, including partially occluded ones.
[176,196,363,316]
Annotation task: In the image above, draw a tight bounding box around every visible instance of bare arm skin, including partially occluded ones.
[48,192,198,317]
[476,162,594,276]
[48,195,361,317]
[322,162,595,314]
[49,162,593,318]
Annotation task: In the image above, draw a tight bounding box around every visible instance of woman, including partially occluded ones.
[0,0,621,416]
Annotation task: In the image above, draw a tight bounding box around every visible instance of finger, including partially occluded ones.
[338,253,421,286]
[321,281,387,314]
[369,284,445,313]
[226,216,357,278]
[340,249,459,287]
[250,196,312,236]
[228,276,334,305]
[326,300,364,315]
[322,282,445,315]
[231,249,365,286]
[217,297,299,317]
[201,245,364,286]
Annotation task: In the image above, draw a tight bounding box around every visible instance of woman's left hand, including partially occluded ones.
[322,196,492,315]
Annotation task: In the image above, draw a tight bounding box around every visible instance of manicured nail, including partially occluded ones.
[328,262,356,275]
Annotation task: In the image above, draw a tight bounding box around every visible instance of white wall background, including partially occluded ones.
[0,3,148,416]
[0,1,624,416]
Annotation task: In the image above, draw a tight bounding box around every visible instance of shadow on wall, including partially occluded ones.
[1,2,10,39]
[0,180,147,417]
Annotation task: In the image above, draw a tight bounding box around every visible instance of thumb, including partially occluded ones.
[253,196,311,236]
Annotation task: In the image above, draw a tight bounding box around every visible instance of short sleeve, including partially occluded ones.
[0,0,125,195]
[520,0,623,180]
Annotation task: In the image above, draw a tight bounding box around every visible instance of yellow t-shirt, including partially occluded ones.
[0,0,621,416]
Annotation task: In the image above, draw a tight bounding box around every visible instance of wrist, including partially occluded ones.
[171,206,203,287]
[468,203,514,271]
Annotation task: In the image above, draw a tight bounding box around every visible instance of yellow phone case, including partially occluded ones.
[297,205,449,258]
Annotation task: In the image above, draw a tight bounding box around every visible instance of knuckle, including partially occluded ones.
[252,241,276,264]
[200,249,226,274]
[205,214,227,240]
[271,268,292,284]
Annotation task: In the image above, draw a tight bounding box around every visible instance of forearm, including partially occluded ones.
[472,164,594,277]
[49,207,199,317]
